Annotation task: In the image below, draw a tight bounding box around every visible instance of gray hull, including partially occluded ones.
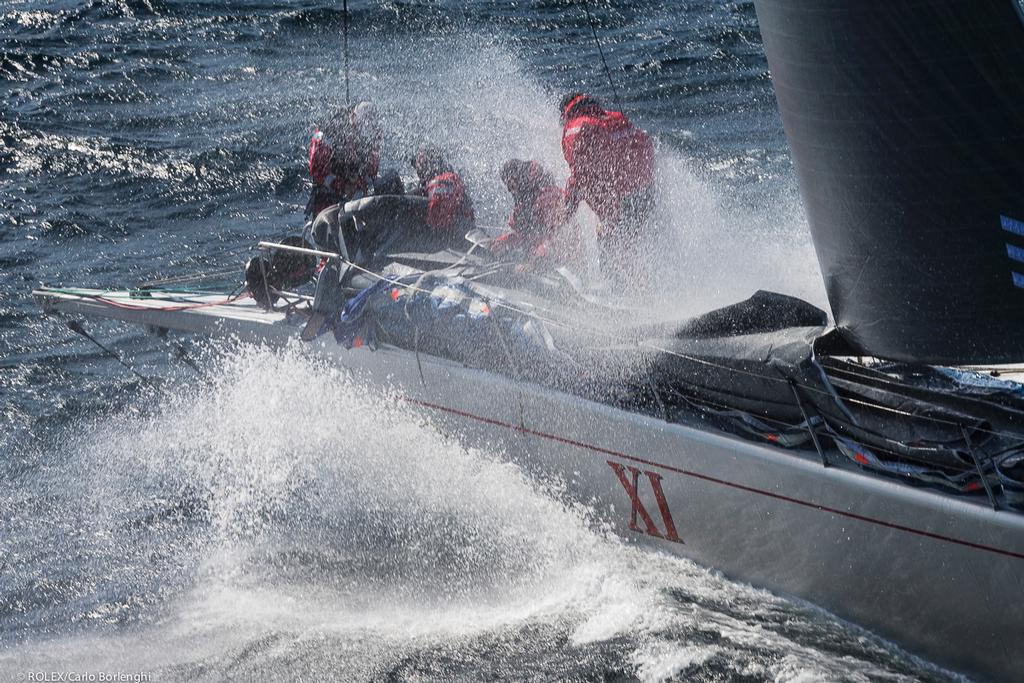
[346,347,1024,682]
[34,288,1024,680]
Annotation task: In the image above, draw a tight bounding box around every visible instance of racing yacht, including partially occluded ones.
[32,0,1024,679]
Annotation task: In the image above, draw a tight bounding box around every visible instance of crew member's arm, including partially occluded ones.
[537,186,567,235]
[563,126,595,218]
[507,202,528,235]
[491,204,524,255]
[306,132,335,217]
[564,171,581,216]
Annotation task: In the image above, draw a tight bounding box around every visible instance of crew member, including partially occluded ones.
[492,159,566,261]
[306,100,383,218]
[411,145,475,237]
[559,92,655,264]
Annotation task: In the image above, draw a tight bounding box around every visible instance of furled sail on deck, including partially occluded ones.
[753,0,1024,364]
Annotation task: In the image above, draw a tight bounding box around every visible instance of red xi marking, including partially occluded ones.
[608,460,683,544]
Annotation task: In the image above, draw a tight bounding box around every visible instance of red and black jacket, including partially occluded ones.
[422,171,475,233]
[561,104,654,231]
[307,122,380,217]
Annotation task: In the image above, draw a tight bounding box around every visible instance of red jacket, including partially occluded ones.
[424,171,475,233]
[308,124,380,216]
[562,109,654,230]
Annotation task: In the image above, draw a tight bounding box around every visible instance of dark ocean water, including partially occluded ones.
[0,2,959,681]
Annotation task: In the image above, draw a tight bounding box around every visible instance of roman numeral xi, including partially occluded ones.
[607,460,683,544]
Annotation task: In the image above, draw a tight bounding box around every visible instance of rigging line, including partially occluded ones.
[670,384,1021,483]
[170,341,208,380]
[665,386,810,430]
[342,0,351,106]
[645,370,669,422]
[134,246,256,290]
[50,288,245,312]
[138,267,244,289]
[580,0,621,110]
[659,389,928,466]
[644,340,1024,443]
[65,320,159,390]
[663,381,1023,465]
[148,330,211,383]
[789,381,829,467]
[961,426,1000,510]
[826,360,1024,417]
[840,393,969,422]
[823,357,995,391]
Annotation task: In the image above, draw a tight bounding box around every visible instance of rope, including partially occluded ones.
[65,320,159,390]
[580,0,621,110]
[138,267,243,289]
[136,241,257,289]
[342,0,351,106]
[47,287,246,312]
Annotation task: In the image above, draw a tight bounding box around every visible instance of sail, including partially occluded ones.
[753,0,1024,364]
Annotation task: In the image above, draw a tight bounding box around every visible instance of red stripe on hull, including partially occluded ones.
[406,398,1024,561]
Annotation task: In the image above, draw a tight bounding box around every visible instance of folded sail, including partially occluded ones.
[753,0,1024,363]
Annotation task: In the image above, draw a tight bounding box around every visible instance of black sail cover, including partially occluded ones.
[753,0,1024,364]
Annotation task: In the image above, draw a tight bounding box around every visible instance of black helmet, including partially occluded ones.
[244,235,316,308]
[269,235,316,290]
[245,255,278,308]
[375,169,405,195]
